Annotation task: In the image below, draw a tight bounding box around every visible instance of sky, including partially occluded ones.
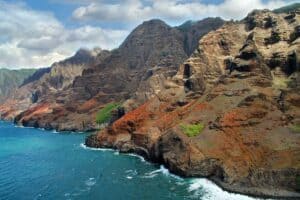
[0,0,297,69]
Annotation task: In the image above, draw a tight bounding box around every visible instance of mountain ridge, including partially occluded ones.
[0,7,300,198]
[86,9,300,198]
[273,3,300,13]
[0,17,224,131]
[0,68,37,103]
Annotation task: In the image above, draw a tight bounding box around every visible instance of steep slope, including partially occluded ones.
[0,48,110,121]
[0,68,37,102]
[273,3,300,14]
[177,17,225,55]
[1,18,224,131]
[21,67,51,86]
[126,18,225,108]
[86,10,300,198]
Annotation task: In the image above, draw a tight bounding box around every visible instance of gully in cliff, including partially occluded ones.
[86,8,300,199]
[0,1,300,200]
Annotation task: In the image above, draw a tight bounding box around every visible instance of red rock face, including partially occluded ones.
[86,10,300,198]
[0,48,111,130]
[0,18,224,131]
[1,8,300,198]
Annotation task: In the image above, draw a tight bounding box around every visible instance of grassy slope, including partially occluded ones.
[0,68,37,101]
[180,123,205,137]
[273,3,300,13]
[96,103,120,124]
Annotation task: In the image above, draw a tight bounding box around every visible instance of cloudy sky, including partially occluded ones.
[0,0,296,69]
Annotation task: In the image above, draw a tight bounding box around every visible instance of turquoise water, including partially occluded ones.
[0,121,259,200]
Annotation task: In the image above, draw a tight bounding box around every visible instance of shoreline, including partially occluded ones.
[85,143,300,200]
[84,133,300,200]
[3,120,300,199]
[3,120,90,134]
[79,143,265,200]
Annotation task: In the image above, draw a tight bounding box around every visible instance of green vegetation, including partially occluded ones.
[96,103,120,124]
[273,3,300,13]
[296,176,300,191]
[290,124,300,133]
[0,68,37,101]
[180,123,205,137]
[0,68,36,88]
[177,20,196,32]
[272,76,291,89]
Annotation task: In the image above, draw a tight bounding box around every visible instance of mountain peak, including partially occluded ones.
[141,19,168,26]
[74,48,102,58]
[132,19,170,33]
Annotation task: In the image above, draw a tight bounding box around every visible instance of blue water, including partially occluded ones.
[0,121,259,200]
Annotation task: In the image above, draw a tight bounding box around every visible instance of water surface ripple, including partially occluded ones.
[0,121,264,200]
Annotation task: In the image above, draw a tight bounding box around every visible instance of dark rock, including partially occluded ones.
[286,50,299,75]
[284,13,296,21]
[265,30,281,45]
[268,52,286,69]
[264,16,277,28]
[85,134,101,148]
[183,64,192,78]
[290,25,300,42]
[184,76,205,92]
[21,67,51,86]
[31,91,39,103]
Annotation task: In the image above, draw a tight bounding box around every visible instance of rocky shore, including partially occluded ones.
[86,10,300,199]
[1,8,300,199]
[85,132,300,199]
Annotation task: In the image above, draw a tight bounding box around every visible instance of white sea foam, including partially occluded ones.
[125,169,137,179]
[80,143,148,162]
[141,173,158,179]
[126,153,146,162]
[85,178,96,187]
[79,143,265,200]
[188,178,269,200]
[147,168,163,176]
[14,125,34,129]
[80,143,115,152]
[144,165,183,181]
[125,169,137,176]
[64,193,71,197]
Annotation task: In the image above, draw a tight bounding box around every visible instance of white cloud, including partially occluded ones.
[72,0,295,25]
[0,0,297,68]
[0,1,128,68]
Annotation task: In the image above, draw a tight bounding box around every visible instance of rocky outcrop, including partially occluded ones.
[122,18,224,110]
[177,17,225,55]
[86,10,300,198]
[0,48,109,123]
[21,67,51,87]
[0,18,224,131]
[2,7,299,199]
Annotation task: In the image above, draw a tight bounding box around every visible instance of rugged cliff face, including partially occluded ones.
[86,10,300,198]
[0,48,109,122]
[0,68,37,103]
[1,5,299,199]
[0,18,224,131]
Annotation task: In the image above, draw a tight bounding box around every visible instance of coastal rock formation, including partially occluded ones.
[0,48,109,123]
[0,18,224,131]
[86,10,300,198]
[1,5,300,198]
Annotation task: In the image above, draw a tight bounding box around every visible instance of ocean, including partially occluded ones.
[0,121,260,200]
